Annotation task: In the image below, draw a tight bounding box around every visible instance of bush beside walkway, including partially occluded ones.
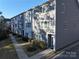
[15,35,47,57]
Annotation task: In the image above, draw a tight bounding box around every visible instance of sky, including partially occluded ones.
[0,0,47,18]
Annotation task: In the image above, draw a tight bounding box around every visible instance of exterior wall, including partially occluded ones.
[39,3,56,41]
[23,11,32,38]
[17,15,24,35]
[5,21,11,30]
[10,19,14,32]
[32,0,56,43]
[11,18,16,33]
[10,0,79,51]
[13,17,18,34]
[11,14,24,35]
[56,0,79,50]
[17,15,22,35]
[32,6,42,40]
[10,0,56,50]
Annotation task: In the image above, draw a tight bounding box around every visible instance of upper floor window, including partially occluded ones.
[49,3,55,10]
[40,17,44,20]
[42,4,49,13]
[13,18,15,20]
[20,15,22,18]
[42,0,56,13]
[34,6,42,14]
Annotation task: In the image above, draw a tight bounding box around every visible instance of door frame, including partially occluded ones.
[48,34,53,48]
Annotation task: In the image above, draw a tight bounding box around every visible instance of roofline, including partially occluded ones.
[11,1,49,19]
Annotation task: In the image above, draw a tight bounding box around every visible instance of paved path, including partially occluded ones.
[10,34,53,59]
[10,34,29,59]
[30,49,53,59]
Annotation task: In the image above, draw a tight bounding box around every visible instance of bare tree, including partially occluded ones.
[0,12,2,14]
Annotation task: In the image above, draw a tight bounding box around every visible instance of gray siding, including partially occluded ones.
[56,0,79,50]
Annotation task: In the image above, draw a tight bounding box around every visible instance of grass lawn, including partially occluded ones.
[0,38,19,59]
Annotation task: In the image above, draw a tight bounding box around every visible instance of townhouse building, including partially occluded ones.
[11,0,79,51]
[11,0,56,50]
[32,0,56,49]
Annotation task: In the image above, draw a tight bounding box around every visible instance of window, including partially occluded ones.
[44,21,48,28]
[42,4,49,13]
[49,2,55,11]
[38,7,42,12]
[41,17,44,20]
[46,15,50,20]
[50,17,54,20]
[41,21,43,25]
[28,12,31,16]
[26,23,31,27]
[35,26,37,29]
[51,20,55,26]
[34,6,42,13]
[34,14,38,20]
[13,18,15,20]
[25,33,28,37]
[15,24,17,27]
[34,16,37,20]
[44,21,47,24]
[20,15,22,18]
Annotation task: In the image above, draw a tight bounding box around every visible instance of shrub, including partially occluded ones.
[12,33,17,36]
[27,44,37,52]
[22,37,29,42]
[38,41,47,49]
[27,40,47,52]
[17,35,22,37]
[32,40,39,46]
[0,30,9,40]
[32,40,47,49]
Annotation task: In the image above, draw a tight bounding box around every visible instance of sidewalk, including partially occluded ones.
[10,34,53,59]
[10,34,29,59]
[30,49,53,59]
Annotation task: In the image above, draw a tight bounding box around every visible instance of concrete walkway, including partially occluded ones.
[30,49,53,59]
[9,34,29,59]
[9,34,53,59]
